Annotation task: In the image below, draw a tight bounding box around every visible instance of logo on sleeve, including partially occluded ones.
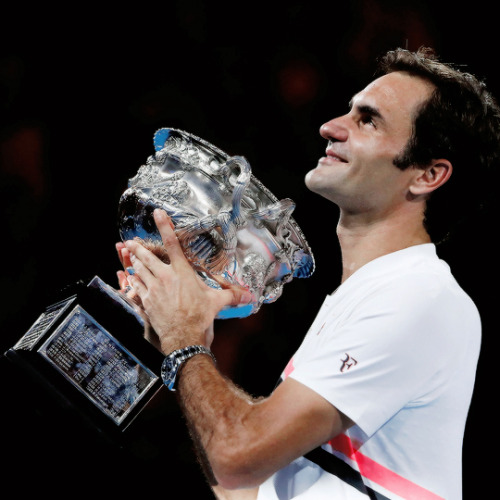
[340,353,358,372]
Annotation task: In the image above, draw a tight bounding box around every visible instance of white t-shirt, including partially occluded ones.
[257,244,480,500]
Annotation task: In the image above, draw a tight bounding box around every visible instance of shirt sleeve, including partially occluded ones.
[288,273,477,437]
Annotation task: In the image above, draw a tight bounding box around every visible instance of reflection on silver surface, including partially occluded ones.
[118,128,315,318]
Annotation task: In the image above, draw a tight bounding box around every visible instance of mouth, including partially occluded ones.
[326,152,347,162]
[324,141,348,163]
[323,147,348,163]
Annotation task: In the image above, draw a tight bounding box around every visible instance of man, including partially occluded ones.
[119,48,499,499]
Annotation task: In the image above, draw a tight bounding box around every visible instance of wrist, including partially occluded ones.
[158,327,212,355]
[161,345,216,391]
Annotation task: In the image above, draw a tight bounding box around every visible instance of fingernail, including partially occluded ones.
[154,209,174,229]
[126,266,135,275]
[240,291,254,304]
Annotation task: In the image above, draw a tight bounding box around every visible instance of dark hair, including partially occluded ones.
[377,47,500,243]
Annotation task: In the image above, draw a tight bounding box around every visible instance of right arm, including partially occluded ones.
[124,211,353,490]
[175,355,351,490]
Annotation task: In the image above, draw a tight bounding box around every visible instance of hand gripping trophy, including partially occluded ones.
[4,128,315,434]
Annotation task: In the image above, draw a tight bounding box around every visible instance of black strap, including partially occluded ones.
[304,447,390,500]
[275,378,389,498]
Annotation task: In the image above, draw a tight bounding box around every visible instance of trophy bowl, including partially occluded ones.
[118,128,315,319]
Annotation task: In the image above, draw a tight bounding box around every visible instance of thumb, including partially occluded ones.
[219,285,254,308]
[204,272,254,307]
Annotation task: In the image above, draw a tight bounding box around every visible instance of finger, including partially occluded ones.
[154,209,190,269]
[203,270,242,291]
[217,285,254,308]
[116,242,126,267]
[116,270,141,302]
[126,273,148,299]
[120,246,134,271]
[117,243,135,278]
[125,239,164,283]
[117,270,129,290]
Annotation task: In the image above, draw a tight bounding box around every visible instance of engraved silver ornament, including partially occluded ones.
[118,128,315,319]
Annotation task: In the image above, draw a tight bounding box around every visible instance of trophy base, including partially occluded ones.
[2,276,166,440]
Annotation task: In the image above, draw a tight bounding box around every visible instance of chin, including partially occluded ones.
[304,168,318,190]
[305,171,340,205]
[305,168,327,194]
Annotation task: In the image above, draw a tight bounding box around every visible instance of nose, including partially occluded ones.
[320,116,348,142]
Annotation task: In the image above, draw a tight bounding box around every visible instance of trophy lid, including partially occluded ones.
[118,128,315,318]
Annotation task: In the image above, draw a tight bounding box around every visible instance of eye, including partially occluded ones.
[360,114,376,127]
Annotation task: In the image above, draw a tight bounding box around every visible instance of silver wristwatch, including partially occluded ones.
[161,345,216,391]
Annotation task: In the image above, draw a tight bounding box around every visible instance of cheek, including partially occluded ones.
[353,134,404,164]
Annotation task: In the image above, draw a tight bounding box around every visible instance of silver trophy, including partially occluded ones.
[3,128,315,434]
[118,128,315,319]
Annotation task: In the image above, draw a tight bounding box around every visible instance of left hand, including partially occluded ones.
[124,209,252,354]
[116,242,133,291]
[115,241,143,305]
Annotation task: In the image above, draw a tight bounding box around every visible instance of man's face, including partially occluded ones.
[305,71,435,218]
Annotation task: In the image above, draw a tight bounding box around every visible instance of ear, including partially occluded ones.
[409,159,453,197]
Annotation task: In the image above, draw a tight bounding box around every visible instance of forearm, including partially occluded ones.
[173,351,350,490]
[177,354,265,489]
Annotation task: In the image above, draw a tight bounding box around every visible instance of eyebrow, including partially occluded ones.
[348,98,385,124]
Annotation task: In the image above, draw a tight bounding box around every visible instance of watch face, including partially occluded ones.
[164,357,176,372]
[161,346,213,391]
[162,356,179,389]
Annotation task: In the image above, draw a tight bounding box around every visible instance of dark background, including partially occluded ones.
[0,1,496,497]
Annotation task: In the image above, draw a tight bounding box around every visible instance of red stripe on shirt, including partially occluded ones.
[284,358,295,378]
[328,434,444,500]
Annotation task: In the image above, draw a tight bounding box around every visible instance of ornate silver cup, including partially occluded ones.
[118,128,315,319]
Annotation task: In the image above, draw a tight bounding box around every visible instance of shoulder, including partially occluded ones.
[330,248,480,356]
[343,244,478,319]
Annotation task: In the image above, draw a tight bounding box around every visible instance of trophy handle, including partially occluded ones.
[251,198,296,239]
[176,156,252,275]
[225,155,251,228]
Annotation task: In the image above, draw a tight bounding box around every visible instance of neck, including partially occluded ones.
[337,209,431,283]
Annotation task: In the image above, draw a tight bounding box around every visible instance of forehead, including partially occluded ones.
[352,71,435,123]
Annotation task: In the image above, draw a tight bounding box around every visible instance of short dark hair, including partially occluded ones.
[377,47,500,243]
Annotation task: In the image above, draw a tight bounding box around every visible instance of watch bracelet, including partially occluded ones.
[161,345,216,390]
[171,345,216,365]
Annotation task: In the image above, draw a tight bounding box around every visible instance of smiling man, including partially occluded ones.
[307,73,437,216]
[121,48,500,499]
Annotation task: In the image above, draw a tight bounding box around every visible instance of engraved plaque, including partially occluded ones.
[38,305,158,425]
[3,277,165,435]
